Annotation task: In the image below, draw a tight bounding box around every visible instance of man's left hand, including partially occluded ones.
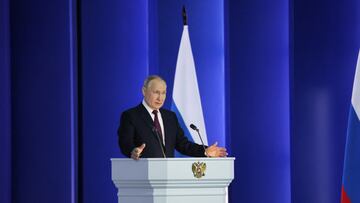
[205,142,227,157]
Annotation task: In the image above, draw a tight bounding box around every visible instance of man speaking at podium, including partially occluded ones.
[118,75,227,160]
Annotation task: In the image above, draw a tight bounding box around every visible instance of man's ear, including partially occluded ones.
[142,87,146,96]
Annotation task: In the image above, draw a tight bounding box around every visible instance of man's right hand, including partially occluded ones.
[131,143,146,160]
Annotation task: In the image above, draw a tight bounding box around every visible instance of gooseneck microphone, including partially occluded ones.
[152,127,166,158]
[189,124,209,157]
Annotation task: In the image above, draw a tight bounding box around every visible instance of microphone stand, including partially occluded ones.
[153,127,166,158]
[193,128,209,158]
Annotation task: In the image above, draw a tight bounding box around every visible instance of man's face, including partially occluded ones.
[142,79,167,110]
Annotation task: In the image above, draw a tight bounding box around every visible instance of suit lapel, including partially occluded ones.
[137,104,154,129]
[137,104,159,139]
[160,109,171,151]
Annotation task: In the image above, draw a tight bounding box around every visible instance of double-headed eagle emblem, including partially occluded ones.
[192,161,206,179]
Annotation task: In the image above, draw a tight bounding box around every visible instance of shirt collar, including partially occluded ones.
[142,99,160,116]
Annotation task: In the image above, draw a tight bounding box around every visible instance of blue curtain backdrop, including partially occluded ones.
[0,0,359,202]
[0,0,11,202]
[227,0,291,202]
[290,0,360,202]
[8,0,77,202]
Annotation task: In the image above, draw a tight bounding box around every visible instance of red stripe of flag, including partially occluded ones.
[341,185,351,203]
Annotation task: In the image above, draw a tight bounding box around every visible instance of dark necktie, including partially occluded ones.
[152,110,163,144]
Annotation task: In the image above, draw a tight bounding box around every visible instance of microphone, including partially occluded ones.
[190,124,198,131]
[152,127,166,158]
[189,124,209,157]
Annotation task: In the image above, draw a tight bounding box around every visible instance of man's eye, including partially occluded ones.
[153,91,166,95]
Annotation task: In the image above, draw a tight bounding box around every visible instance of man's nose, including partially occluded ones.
[157,95,164,101]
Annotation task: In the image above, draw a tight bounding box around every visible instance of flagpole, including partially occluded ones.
[182,6,187,25]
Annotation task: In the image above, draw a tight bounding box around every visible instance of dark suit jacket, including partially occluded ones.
[118,103,206,158]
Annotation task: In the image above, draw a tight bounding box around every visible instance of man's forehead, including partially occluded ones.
[148,79,167,88]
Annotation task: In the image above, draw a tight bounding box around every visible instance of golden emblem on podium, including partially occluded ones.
[192,161,206,178]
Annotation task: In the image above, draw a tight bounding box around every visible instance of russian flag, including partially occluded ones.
[341,50,360,203]
[171,23,208,146]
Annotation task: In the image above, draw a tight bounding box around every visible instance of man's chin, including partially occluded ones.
[155,104,163,109]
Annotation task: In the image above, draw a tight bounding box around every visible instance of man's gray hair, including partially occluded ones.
[143,75,166,88]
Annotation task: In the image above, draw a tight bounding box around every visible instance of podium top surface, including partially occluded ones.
[111,157,235,162]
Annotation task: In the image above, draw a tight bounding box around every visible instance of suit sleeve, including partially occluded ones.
[117,111,136,158]
[173,113,207,157]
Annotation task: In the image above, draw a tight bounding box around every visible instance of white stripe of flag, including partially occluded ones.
[352,49,360,119]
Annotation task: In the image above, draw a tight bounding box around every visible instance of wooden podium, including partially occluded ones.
[111,158,235,203]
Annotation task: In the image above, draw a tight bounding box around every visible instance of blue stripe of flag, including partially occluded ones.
[171,102,195,157]
[343,105,360,202]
